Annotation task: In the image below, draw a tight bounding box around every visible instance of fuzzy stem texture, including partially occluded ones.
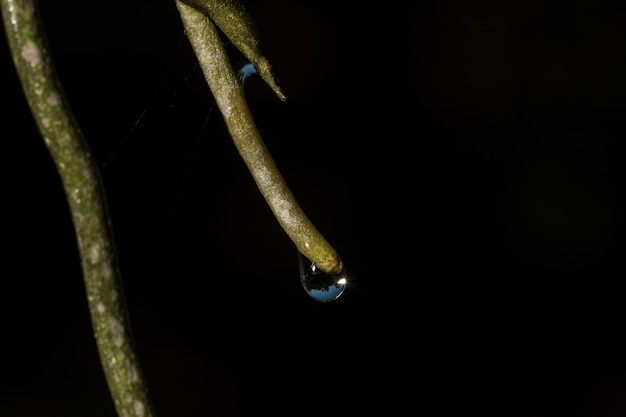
[176,0,343,273]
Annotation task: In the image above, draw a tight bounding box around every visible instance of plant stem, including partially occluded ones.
[178,0,286,101]
[1,1,155,416]
[176,0,344,274]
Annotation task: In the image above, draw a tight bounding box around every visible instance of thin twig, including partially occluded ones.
[175,0,343,274]
[1,1,155,416]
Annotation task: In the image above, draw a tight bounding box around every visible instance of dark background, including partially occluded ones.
[2,1,626,416]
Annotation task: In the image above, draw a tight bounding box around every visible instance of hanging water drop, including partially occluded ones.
[298,252,347,302]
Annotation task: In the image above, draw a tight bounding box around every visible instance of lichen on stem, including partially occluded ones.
[176,0,343,274]
[1,1,154,416]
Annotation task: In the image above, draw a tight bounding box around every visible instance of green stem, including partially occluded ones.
[1,1,155,416]
[175,1,343,274]
[178,0,285,101]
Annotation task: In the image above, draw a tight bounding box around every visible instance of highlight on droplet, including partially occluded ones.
[298,252,347,302]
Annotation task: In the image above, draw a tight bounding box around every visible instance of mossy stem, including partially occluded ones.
[175,0,343,274]
[1,1,155,416]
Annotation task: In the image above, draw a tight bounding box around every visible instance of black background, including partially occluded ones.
[2,1,626,416]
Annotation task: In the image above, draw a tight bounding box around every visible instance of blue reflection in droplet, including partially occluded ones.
[298,252,347,302]
[237,62,257,86]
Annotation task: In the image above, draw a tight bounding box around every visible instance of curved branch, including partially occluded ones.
[1,1,155,416]
[175,0,344,274]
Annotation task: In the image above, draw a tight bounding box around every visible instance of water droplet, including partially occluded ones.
[298,252,347,302]
[237,62,257,86]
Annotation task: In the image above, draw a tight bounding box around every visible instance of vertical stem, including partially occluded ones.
[1,1,155,416]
